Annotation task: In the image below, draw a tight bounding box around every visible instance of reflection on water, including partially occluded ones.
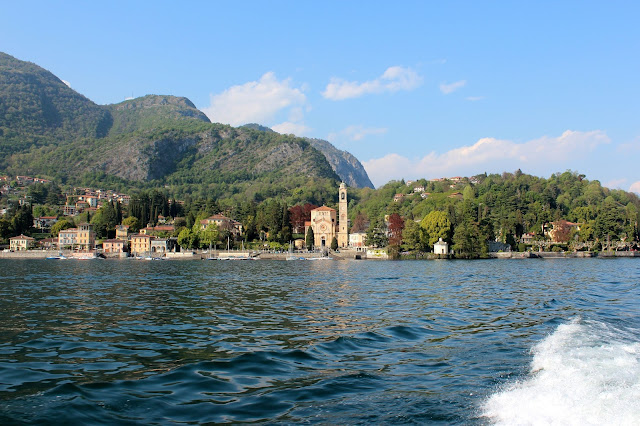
[0,258,638,424]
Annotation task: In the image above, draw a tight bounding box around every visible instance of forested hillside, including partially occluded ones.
[349,170,640,256]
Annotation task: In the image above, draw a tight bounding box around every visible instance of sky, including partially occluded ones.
[2,1,639,192]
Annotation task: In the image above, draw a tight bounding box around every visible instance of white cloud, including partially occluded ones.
[439,80,466,94]
[466,96,484,102]
[616,138,640,153]
[322,66,422,100]
[604,178,627,189]
[61,79,71,88]
[203,72,307,127]
[328,125,388,142]
[363,130,611,187]
[630,181,640,194]
[272,121,312,136]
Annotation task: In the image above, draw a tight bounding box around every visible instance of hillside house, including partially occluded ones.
[63,205,77,216]
[115,225,130,240]
[200,214,243,236]
[33,216,58,230]
[141,225,175,236]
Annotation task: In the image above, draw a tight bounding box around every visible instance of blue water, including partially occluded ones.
[0,258,639,424]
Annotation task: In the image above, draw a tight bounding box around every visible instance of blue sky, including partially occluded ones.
[2,1,639,192]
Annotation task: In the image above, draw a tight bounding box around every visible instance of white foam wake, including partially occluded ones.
[483,318,640,425]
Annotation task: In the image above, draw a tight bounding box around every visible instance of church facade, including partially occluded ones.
[306,183,349,249]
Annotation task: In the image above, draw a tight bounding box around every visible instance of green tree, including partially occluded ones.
[305,226,314,250]
[0,218,11,242]
[50,218,73,237]
[177,228,198,249]
[402,219,424,251]
[366,217,388,248]
[452,220,487,258]
[199,223,219,249]
[594,197,624,241]
[420,210,452,248]
[330,236,338,251]
[9,203,33,236]
[122,216,140,233]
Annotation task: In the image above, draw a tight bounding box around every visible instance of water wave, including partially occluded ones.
[482,317,640,425]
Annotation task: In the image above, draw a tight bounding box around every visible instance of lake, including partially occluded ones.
[1,258,639,424]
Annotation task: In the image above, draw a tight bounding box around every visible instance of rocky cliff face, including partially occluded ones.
[306,138,374,188]
[240,125,375,189]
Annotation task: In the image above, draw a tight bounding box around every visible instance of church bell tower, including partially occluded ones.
[337,182,348,248]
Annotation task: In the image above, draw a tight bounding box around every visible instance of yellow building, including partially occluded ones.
[10,234,35,251]
[308,206,337,248]
[115,225,129,240]
[76,223,96,251]
[305,183,349,249]
[103,239,126,253]
[337,182,348,248]
[130,234,152,256]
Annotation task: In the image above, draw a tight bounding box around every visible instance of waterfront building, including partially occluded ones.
[59,228,78,248]
[305,183,349,249]
[150,238,170,255]
[130,234,152,256]
[103,239,126,253]
[337,182,348,248]
[307,206,337,248]
[9,234,35,251]
[434,238,449,255]
[76,223,96,251]
[349,232,367,251]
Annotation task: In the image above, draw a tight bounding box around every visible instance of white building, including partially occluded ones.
[433,238,449,255]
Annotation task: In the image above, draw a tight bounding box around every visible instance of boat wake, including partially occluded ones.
[482,317,640,425]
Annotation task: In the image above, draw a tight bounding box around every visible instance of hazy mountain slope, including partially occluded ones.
[306,138,375,189]
[240,124,375,189]
[0,52,112,158]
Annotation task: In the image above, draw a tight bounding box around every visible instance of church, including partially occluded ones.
[305,183,349,249]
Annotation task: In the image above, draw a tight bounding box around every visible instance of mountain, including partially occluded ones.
[306,138,374,189]
[240,124,374,189]
[0,52,112,158]
[107,95,210,136]
[0,52,352,204]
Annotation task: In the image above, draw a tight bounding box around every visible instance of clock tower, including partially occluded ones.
[338,182,349,248]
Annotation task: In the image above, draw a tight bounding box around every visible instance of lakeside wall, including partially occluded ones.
[1,249,638,260]
[489,251,639,259]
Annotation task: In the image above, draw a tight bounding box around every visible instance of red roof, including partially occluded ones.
[313,206,335,212]
[10,234,35,240]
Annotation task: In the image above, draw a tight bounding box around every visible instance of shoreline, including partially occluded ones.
[1,249,639,260]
